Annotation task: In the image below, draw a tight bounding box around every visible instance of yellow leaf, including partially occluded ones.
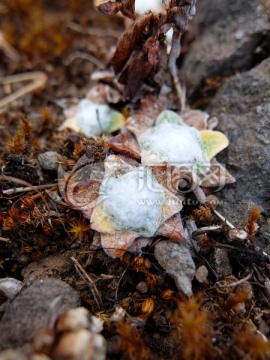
[201,130,229,159]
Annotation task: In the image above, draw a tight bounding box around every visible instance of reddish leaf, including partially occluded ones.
[144,37,160,66]
[157,213,186,241]
[120,0,136,19]
[108,131,141,159]
[96,1,122,15]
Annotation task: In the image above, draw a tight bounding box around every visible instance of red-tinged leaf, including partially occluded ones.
[126,113,155,137]
[200,158,235,188]
[101,232,138,258]
[157,213,186,241]
[66,179,101,219]
[108,131,141,159]
[182,110,209,130]
[120,0,136,19]
[140,95,165,118]
[112,12,153,74]
[96,1,122,15]
[144,37,160,66]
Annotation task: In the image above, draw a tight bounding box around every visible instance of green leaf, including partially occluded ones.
[156,110,184,126]
[106,110,125,133]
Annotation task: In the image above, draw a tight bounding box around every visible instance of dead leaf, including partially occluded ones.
[108,130,141,159]
[112,12,153,74]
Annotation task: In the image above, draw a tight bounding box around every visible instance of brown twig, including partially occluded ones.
[64,50,106,70]
[212,272,253,290]
[0,175,51,214]
[70,256,103,308]
[2,183,57,195]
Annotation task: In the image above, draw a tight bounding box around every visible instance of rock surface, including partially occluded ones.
[154,241,195,296]
[181,0,270,99]
[0,279,80,352]
[208,58,270,249]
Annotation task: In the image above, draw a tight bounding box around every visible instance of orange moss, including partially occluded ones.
[223,287,251,312]
[172,297,216,360]
[67,217,91,242]
[117,321,154,360]
[192,205,213,223]
[245,207,261,246]
[6,116,33,154]
[234,326,270,359]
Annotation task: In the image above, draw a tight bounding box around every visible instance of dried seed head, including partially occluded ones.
[160,289,174,301]
[141,298,155,317]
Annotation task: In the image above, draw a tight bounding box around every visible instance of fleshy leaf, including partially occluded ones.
[200,158,235,187]
[126,114,155,137]
[106,110,125,133]
[182,110,209,130]
[201,130,229,159]
[101,232,138,258]
[104,154,136,177]
[108,131,141,159]
[157,214,185,241]
[91,203,117,234]
[156,110,184,126]
[98,167,165,237]
[161,190,182,223]
[61,99,124,137]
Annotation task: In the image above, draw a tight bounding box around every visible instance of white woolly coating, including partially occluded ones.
[138,122,210,172]
[100,167,165,237]
[76,99,113,137]
[135,0,164,14]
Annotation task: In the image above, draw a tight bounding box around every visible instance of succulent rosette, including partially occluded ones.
[60,85,125,137]
[109,107,235,198]
[60,101,234,258]
[90,155,185,258]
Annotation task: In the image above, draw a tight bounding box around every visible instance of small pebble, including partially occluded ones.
[195,265,208,283]
[136,281,148,294]
[38,151,61,171]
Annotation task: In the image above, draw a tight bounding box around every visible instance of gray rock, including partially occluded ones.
[0,278,23,302]
[208,58,270,249]
[0,279,80,351]
[213,248,232,278]
[154,241,195,296]
[38,151,61,171]
[181,0,270,98]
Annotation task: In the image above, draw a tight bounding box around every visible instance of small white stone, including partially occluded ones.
[195,265,208,283]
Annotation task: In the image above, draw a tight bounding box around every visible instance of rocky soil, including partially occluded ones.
[0,1,270,359]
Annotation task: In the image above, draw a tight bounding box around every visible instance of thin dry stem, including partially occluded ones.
[2,183,57,195]
[0,175,51,214]
[70,256,103,308]
[0,71,48,111]
[213,209,235,229]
